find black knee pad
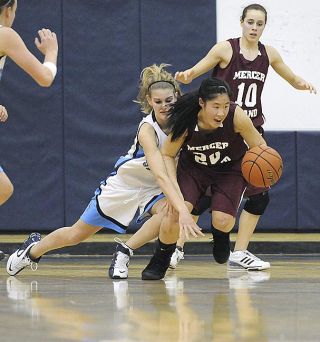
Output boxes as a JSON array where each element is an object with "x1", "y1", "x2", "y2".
[{"x1": 244, "y1": 192, "x2": 270, "y2": 215}]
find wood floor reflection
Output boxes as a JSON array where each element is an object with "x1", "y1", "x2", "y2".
[{"x1": 1, "y1": 255, "x2": 320, "y2": 341}]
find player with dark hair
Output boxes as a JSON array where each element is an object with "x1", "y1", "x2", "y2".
[
  {"x1": 173, "y1": 3, "x2": 316, "y2": 270},
  {"x1": 141, "y1": 77, "x2": 267, "y2": 280},
  {"x1": 0, "y1": 0, "x2": 58, "y2": 260},
  {"x1": 6, "y1": 64, "x2": 202, "y2": 277}
]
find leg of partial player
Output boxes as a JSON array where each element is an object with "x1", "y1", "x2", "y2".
[{"x1": 229, "y1": 210, "x2": 270, "y2": 271}]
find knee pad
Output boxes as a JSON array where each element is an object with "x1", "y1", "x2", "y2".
[{"x1": 244, "y1": 192, "x2": 270, "y2": 215}]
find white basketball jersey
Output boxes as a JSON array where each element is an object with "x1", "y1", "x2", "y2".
[{"x1": 108, "y1": 111, "x2": 168, "y2": 188}]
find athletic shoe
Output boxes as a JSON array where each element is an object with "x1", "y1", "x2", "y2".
[
  {"x1": 6, "y1": 233, "x2": 41, "y2": 276},
  {"x1": 228, "y1": 250, "x2": 271, "y2": 271},
  {"x1": 142, "y1": 242, "x2": 175, "y2": 280},
  {"x1": 108, "y1": 239, "x2": 133, "y2": 279},
  {"x1": 211, "y1": 229, "x2": 230, "y2": 264},
  {"x1": 0, "y1": 250, "x2": 5, "y2": 261},
  {"x1": 169, "y1": 247, "x2": 184, "y2": 269}
]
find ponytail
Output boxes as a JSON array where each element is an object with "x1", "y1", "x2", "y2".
[{"x1": 168, "y1": 91, "x2": 200, "y2": 141}]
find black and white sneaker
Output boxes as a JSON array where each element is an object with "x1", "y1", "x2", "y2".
[
  {"x1": 6, "y1": 233, "x2": 41, "y2": 276},
  {"x1": 108, "y1": 239, "x2": 133, "y2": 279},
  {"x1": 0, "y1": 250, "x2": 5, "y2": 261},
  {"x1": 142, "y1": 242, "x2": 175, "y2": 280},
  {"x1": 228, "y1": 250, "x2": 270, "y2": 271}
]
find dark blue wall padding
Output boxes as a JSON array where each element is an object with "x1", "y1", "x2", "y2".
[
  {"x1": 0, "y1": 0, "x2": 64, "y2": 230},
  {"x1": 62, "y1": 1, "x2": 142, "y2": 225},
  {"x1": 297, "y1": 132, "x2": 320, "y2": 229},
  {"x1": 140, "y1": 0, "x2": 217, "y2": 92}
]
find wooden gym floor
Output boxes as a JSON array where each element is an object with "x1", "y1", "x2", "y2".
[{"x1": 1, "y1": 253, "x2": 320, "y2": 341}]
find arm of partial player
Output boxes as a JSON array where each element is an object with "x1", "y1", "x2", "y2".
[
  {"x1": 233, "y1": 106, "x2": 266, "y2": 148},
  {"x1": 139, "y1": 124, "x2": 204, "y2": 238}
]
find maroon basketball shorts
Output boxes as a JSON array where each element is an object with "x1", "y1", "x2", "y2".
[{"x1": 177, "y1": 159, "x2": 247, "y2": 217}]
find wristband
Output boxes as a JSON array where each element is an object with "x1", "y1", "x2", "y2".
[{"x1": 43, "y1": 62, "x2": 57, "y2": 79}]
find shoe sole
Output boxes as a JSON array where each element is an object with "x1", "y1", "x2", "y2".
[
  {"x1": 108, "y1": 267, "x2": 128, "y2": 279},
  {"x1": 228, "y1": 263, "x2": 271, "y2": 271},
  {"x1": 141, "y1": 272, "x2": 164, "y2": 280}
]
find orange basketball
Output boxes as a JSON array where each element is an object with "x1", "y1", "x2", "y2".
[{"x1": 241, "y1": 145, "x2": 283, "y2": 188}]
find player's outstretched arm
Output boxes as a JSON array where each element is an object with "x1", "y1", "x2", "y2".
[
  {"x1": 140, "y1": 125, "x2": 203, "y2": 238},
  {"x1": 0, "y1": 27, "x2": 58, "y2": 87},
  {"x1": 175, "y1": 41, "x2": 230, "y2": 84},
  {"x1": 267, "y1": 45, "x2": 317, "y2": 94},
  {"x1": 234, "y1": 106, "x2": 266, "y2": 148}
]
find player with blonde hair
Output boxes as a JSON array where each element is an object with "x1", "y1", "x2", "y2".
[{"x1": 7, "y1": 64, "x2": 202, "y2": 277}]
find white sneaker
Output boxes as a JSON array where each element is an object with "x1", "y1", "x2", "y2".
[
  {"x1": 6, "y1": 233, "x2": 41, "y2": 276},
  {"x1": 108, "y1": 239, "x2": 133, "y2": 279},
  {"x1": 169, "y1": 247, "x2": 184, "y2": 269},
  {"x1": 228, "y1": 250, "x2": 270, "y2": 271}
]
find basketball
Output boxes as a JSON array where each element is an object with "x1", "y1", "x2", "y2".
[{"x1": 241, "y1": 145, "x2": 283, "y2": 188}]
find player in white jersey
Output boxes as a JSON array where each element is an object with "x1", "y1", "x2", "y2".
[
  {"x1": 85, "y1": 111, "x2": 170, "y2": 233},
  {"x1": 7, "y1": 64, "x2": 202, "y2": 277},
  {"x1": 0, "y1": 0, "x2": 58, "y2": 260}
]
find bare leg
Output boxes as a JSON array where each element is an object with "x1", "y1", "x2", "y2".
[
  {"x1": 0, "y1": 172, "x2": 13, "y2": 205},
  {"x1": 229, "y1": 209, "x2": 270, "y2": 270},
  {"x1": 125, "y1": 199, "x2": 166, "y2": 250},
  {"x1": 29, "y1": 219, "x2": 101, "y2": 259},
  {"x1": 234, "y1": 210, "x2": 260, "y2": 251},
  {"x1": 159, "y1": 214, "x2": 180, "y2": 244},
  {"x1": 126, "y1": 213, "x2": 162, "y2": 250},
  {"x1": 160, "y1": 201, "x2": 194, "y2": 244}
]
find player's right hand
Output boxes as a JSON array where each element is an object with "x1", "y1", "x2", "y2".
[
  {"x1": 179, "y1": 210, "x2": 204, "y2": 240},
  {"x1": 175, "y1": 69, "x2": 194, "y2": 84}
]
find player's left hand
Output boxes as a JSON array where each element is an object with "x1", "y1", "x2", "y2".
[{"x1": 296, "y1": 78, "x2": 317, "y2": 94}]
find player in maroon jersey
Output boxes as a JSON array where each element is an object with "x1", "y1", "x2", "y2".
[
  {"x1": 172, "y1": 3, "x2": 317, "y2": 271},
  {"x1": 141, "y1": 77, "x2": 266, "y2": 280}
]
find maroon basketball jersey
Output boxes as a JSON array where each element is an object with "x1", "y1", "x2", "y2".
[
  {"x1": 179, "y1": 102, "x2": 247, "y2": 170},
  {"x1": 212, "y1": 38, "x2": 269, "y2": 127}
]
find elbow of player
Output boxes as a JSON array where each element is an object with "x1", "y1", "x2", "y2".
[{"x1": 37, "y1": 74, "x2": 54, "y2": 87}]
